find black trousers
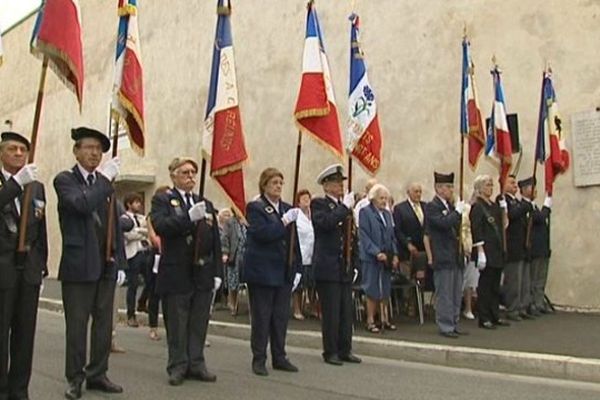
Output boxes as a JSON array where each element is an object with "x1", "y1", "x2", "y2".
[
  {"x1": 477, "y1": 266, "x2": 503, "y2": 324},
  {"x1": 162, "y1": 290, "x2": 211, "y2": 376},
  {"x1": 126, "y1": 252, "x2": 147, "y2": 318},
  {"x1": 0, "y1": 272, "x2": 40, "y2": 399},
  {"x1": 316, "y1": 281, "x2": 353, "y2": 359},
  {"x1": 247, "y1": 284, "x2": 292, "y2": 366},
  {"x1": 61, "y1": 279, "x2": 115, "y2": 384}
]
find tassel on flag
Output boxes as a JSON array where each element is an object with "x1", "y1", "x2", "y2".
[
  {"x1": 347, "y1": 13, "x2": 382, "y2": 175},
  {"x1": 203, "y1": 0, "x2": 248, "y2": 217},
  {"x1": 485, "y1": 64, "x2": 512, "y2": 188},
  {"x1": 535, "y1": 69, "x2": 570, "y2": 195},
  {"x1": 31, "y1": 0, "x2": 84, "y2": 109},
  {"x1": 460, "y1": 36, "x2": 485, "y2": 169},
  {"x1": 112, "y1": 0, "x2": 145, "y2": 155},
  {"x1": 294, "y1": 0, "x2": 343, "y2": 159}
]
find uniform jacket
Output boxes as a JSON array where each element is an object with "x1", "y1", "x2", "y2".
[
  {"x1": 359, "y1": 203, "x2": 398, "y2": 263},
  {"x1": 0, "y1": 174, "x2": 48, "y2": 289},
  {"x1": 528, "y1": 202, "x2": 551, "y2": 259},
  {"x1": 150, "y1": 188, "x2": 222, "y2": 295},
  {"x1": 392, "y1": 200, "x2": 426, "y2": 261},
  {"x1": 498, "y1": 194, "x2": 532, "y2": 263},
  {"x1": 470, "y1": 197, "x2": 505, "y2": 269},
  {"x1": 311, "y1": 195, "x2": 355, "y2": 283},
  {"x1": 424, "y1": 196, "x2": 461, "y2": 270},
  {"x1": 243, "y1": 196, "x2": 301, "y2": 287},
  {"x1": 54, "y1": 166, "x2": 124, "y2": 282}
]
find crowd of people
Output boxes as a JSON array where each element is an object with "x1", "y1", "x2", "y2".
[{"x1": 0, "y1": 127, "x2": 554, "y2": 399}]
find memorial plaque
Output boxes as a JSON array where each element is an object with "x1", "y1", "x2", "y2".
[{"x1": 571, "y1": 110, "x2": 600, "y2": 187}]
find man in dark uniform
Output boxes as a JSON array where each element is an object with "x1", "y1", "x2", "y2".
[
  {"x1": 54, "y1": 127, "x2": 124, "y2": 399},
  {"x1": 425, "y1": 172, "x2": 466, "y2": 338},
  {"x1": 311, "y1": 164, "x2": 361, "y2": 366},
  {"x1": 0, "y1": 132, "x2": 48, "y2": 400},
  {"x1": 519, "y1": 177, "x2": 553, "y2": 315},
  {"x1": 150, "y1": 157, "x2": 223, "y2": 386},
  {"x1": 500, "y1": 175, "x2": 534, "y2": 321}
]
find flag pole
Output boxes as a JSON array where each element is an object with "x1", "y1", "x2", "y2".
[
  {"x1": 17, "y1": 56, "x2": 49, "y2": 253},
  {"x1": 344, "y1": 155, "x2": 353, "y2": 273},
  {"x1": 193, "y1": 158, "x2": 208, "y2": 266},
  {"x1": 105, "y1": 114, "x2": 120, "y2": 262},
  {"x1": 287, "y1": 131, "x2": 303, "y2": 273}
]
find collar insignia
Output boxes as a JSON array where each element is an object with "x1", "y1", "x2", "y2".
[
  {"x1": 170, "y1": 199, "x2": 181, "y2": 207},
  {"x1": 265, "y1": 206, "x2": 275, "y2": 214}
]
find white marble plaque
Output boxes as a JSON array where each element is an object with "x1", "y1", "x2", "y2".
[{"x1": 571, "y1": 110, "x2": 600, "y2": 187}]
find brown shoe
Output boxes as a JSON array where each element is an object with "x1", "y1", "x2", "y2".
[
  {"x1": 149, "y1": 328, "x2": 161, "y2": 341},
  {"x1": 127, "y1": 318, "x2": 139, "y2": 328}
]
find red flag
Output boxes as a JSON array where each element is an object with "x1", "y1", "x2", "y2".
[
  {"x1": 294, "y1": 1, "x2": 343, "y2": 159},
  {"x1": 31, "y1": 0, "x2": 84, "y2": 109}
]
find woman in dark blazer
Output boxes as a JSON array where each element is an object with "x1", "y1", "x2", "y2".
[
  {"x1": 358, "y1": 184, "x2": 399, "y2": 333},
  {"x1": 469, "y1": 175, "x2": 509, "y2": 329},
  {"x1": 244, "y1": 168, "x2": 301, "y2": 376}
]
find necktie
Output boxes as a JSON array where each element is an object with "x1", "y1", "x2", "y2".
[
  {"x1": 185, "y1": 193, "x2": 193, "y2": 209},
  {"x1": 414, "y1": 202, "x2": 424, "y2": 225},
  {"x1": 87, "y1": 174, "x2": 95, "y2": 186},
  {"x1": 134, "y1": 214, "x2": 141, "y2": 227}
]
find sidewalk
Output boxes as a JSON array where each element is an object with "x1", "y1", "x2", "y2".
[{"x1": 40, "y1": 278, "x2": 600, "y2": 382}]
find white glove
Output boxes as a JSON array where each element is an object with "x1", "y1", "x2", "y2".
[
  {"x1": 40, "y1": 281, "x2": 45, "y2": 296},
  {"x1": 477, "y1": 251, "x2": 487, "y2": 271},
  {"x1": 188, "y1": 201, "x2": 207, "y2": 222},
  {"x1": 455, "y1": 200, "x2": 466, "y2": 214},
  {"x1": 292, "y1": 272, "x2": 302, "y2": 292},
  {"x1": 282, "y1": 208, "x2": 301, "y2": 225},
  {"x1": 353, "y1": 268, "x2": 359, "y2": 284},
  {"x1": 152, "y1": 254, "x2": 160, "y2": 274},
  {"x1": 13, "y1": 163, "x2": 38, "y2": 186},
  {"x1": 116, "y1": 270, "x2": 126, "y2": 286},
  {"x1": 213, "y1": 277, "x2": 222, "y2": 291},
  {"x1": 498, "y1": 198, "x2": 508, "y2": 210},
  {"x1": 543, "y1": 196, "x2": 552, "y2": 209},
  {"x1": 98, "y1": 157, "x2": 120, "y2": 180},
  {"x1": 342, "y1": 192, "x2": 355, "y2": 209}
]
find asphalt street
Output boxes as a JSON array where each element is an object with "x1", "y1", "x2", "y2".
[{"x1": 27, "y1": 310, "x2": 600, "y2": 400}]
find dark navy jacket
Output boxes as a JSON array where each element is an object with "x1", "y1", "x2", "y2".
[
  {"x1": 528, "y1": 203, "x2": 551, "y2": 259},
  {"x1": 311, "y1": 196, "x2": 355, "y2": 283},
  {"x1": 0, "y1": 174, "x2": 48, "y2": 289},
  {"x1": 151, "y1": 188, "x2": 222, "y2": 295},
  {"x1": 497, "y1": 194, "x2": 532, "y2": 263},
  {"x1": 392, "y1": 200, "x2": 426, "y2": 261},
  {"x1": 424, "y1": 196, "x2": 461, "y2": 270},
  {"x1": 470, "y1": 197, "x2": 505, "y2": 269},
  {"x1": 243, "y1": 196, "x2": 300, "y2": 287}
]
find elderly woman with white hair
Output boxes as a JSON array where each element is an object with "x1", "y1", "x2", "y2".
[
  {"x1": 469, "y1": 175, "x2": 509, "y2": 330},
  {"x1": 358, "y1": 184, "x2": 400, "y2": 333}
]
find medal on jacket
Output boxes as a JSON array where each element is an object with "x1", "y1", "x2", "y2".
[
  {"x1": 33, "y1": 199, "x2": 45, "y2": 219},
  {"x1": 170, "y1": 198, "x2": 180, "y2": 207},
  {"x1": 487, "y1": 216, "x2": 495, "y2": 223},
  {"x1": 329, "y1": 203, "x2": 335, "y2": 210},
  {"x1": 265, "y1": 205, "x2": 274, "y2": 214}
]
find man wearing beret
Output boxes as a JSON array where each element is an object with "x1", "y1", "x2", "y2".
[
  {"x1": 311, "y1": 164, "x2": 361, "y2": 366},
  {"x1": 0, "y1": 132, "x2": 48, "y2": 400},
  {"x1": 150, "y1": 157, "x2": 223, "y2": 386},
  {"x1": 54, "y1": 127, "x2": 124, "y2": 399},
  {"x1": 424, "y1": 172, "x2": 467, "y2": 338}
]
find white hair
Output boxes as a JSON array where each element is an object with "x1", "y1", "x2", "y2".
[
  {"x1": 368, "y1": 183, "x2": 390, "y2": 200},
  {"x1": 473, "y1": 174, "x2": 493, "y2": 195}
]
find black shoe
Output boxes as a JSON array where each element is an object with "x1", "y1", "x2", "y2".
[
  {"x1": 323, "y1": 355, "x2": 343, "y2": 366},
  {"x1": 506, "y1": 314, "x2": 523, "y2": 321},
  {"x1": 440, "y1": 331, "x2": 459, "y2": 338},
  {"x1": 520, "y1": 312, "x2": 535, "y2": 320},
  {"x1": 64, "y1": 381, "x2": 82, "y2": 400},
  {"x1": 339, "y1": 354, "x2": 362, "y2": 363},
  {"x1": 168, "y1": 372, "x2": 185, "y2": 386},
  {"x1": 479, "y1": 321, "x2": 497, "y2": 329},
  {"x1": 86, "y1": 376, "x2": 123, "y2": 393},
  {"x1": 273, "y1": 359, "x2": 299, "y2": 372},
  {"x1": 187, "y1": 368, "x2": 217, "y2": 382},
  {"x1": 252, "y1": 362, "x2": 269, "y2": 376},
  {"x1": 494, "y1": 319, "x2": 511, "y2": 327},
  {"x1": 454, "y1": 328, "x2": 469, "y2": 336}
]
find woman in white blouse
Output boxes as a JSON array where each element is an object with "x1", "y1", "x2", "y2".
[{"x1": 293, "y1": 189, "x2": 315, "y2": 320}]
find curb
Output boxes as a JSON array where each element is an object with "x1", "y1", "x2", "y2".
[{"x1": 39, "y1": 297, "x2": 600, "y2": 383}]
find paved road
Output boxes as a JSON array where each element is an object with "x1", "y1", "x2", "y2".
[{"x1": 28, "y1": 310, "x2": 600, "y2": 400}]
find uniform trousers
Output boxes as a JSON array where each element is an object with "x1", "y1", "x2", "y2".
[
  {"x1": 247, "y1": 283, "x2": 291, "y2": 366},
  {"x1": 433, "y1": 267, "x2": 463, "y2": 333},
  {"x1": 520, "y1": 261, "x2": 532, "y2": 313},
  {"x1": 315, "y1": 281, "x2": 353, "y2": 359},
  {"x1": 477, "y1": 266, "x2": 503, "y2": 324},
  {"x1": 503, "y1": 260, "x2": 524, "y2": 317},
  {"x1": 62, "y1": 279, "x2": 116, "y2": 384},
  {"x1": 530, "y1": 257, "x2": 550, "y2": 311},
  {"x1": 162, "y1": 290, "x2": 211, "y2": 375},
  {"x1": 0, "y1": 272, "x2": 40, "y2": 399}
]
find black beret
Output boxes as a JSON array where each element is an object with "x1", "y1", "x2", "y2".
[
  {"x1": 434, "y1": 171, "x2": 454, "y2": 184},
  {"x1": 71, "y1": 127, "x2": 111, "y2": 153},
  {"x1": 518, "y1": 176, "x2": 536, "y2": 189},
  {"x1": 1, "y1": 131, "x2": 30, "y2": 150}
]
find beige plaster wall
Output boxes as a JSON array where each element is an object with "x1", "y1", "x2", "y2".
[{"x1": 1, "y1": 0, "x2": 599, "y2": 307}]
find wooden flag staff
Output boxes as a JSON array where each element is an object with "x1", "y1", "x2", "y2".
[{"x1": 105, "y1": 115, "x2": 120, "y2": 262}]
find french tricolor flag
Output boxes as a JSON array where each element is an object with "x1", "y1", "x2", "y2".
[
  {"x1": 486, "y1": 66, "x2": 512, "y2": 187},
  {"x1": 294, "y1": 1, "x2": 343, "y2": 158},
  {"x1": 203, "y1": 0, "x2": 248, "y2": 217},
  {"x1": 346, "y1": 13, "x2": 382, "y2": 175}
]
